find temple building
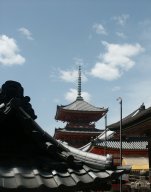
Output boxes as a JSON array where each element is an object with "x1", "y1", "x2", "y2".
[
  {"x1": 81, "y1": 104, "x2": 151, "y2": 191},
  {"x1": 0, "y1": 80, "x2": 130, "y2": 192},
  {"x1": 90, "y1": 137, "x2": 148, "y2": 168},
  {"x1": 108, "y1": 103, "x2": 151, "y2": 176},
  {"x1": 54, "y1": 66, "x2": 108, "y2": 147}
]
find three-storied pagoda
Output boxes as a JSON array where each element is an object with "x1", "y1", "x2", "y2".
[{"x1": 54, "y1": 66, "x2": 108, "y2": 147}]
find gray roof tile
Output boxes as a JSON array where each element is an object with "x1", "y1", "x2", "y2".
[
  {"x1": 95, "y1": 140, "x2": 148, "y2": 150},
  {"x1": 61, "y1": 99, "x2": 107, "y2": 112},
  {"x1": 0, "y1": 165, "x2": 124, "y2": 190}
]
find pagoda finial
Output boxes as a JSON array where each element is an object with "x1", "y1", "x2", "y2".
[{"x1": 77, "y1": 65, "x2": 83, "y2": 100}]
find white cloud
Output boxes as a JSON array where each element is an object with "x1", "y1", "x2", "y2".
[
  {"x1": 91, "y1": 62, "x2": 120, "y2": 80},
  {"x1": 90, "y1": 41, "x2": 144, "y2": 80},
  {"x1": 59, "y1": 69, "x2": 88, "y2": 83},
  {"x1": 65, "y1": 88, "x2": 91, "y2": 102},
  {"x1": 102, "y1": 42, "x2": 143, "y2": 68},
  {"x1": 113, "y1": 14, "x2": 129, "y2": 26},
  {"x1": 65, "y1": 89, "x2": 77, "y2": 101},
  {"x1": 18, "y1": 27, "x2": 33, "y2": 40},
  {"x1": 0, "y1": 35, "x2": 25, "y2": 66},
  {"x1": 93, "y1": 23, "x2": 107, "y2": 35}
]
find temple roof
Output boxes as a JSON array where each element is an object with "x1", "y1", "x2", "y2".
[
  {"x1": 108, "y1": 103, "x2": 151, "y2": 134},
  {"x1": 80, "y1": 129, "x2": 148, "y2": 152},
  {"x1": 55, "y1": 99, "x2": 108, "y2": 122},
  {"x1": 55, "y1": 127, "x2": 103, "y2": 133},
  {"x1": 79, "y1": 130, "x2": 115, "y2": 152},
  {"x1": 58, "y1": 99, "x2": 107, "y2": 112},
  {"x1": 0, "y1": 81, "x2": 130, "y2": 191},
  {"x1": 94, "y1": 139, "x2": 148, "y2": 150}
]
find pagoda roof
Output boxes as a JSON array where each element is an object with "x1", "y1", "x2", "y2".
[
  {"x1": 55, "y1": 127, "x2": 103, "y2": 133},
  {"x1": 0, "y1": 81, "x2": 130, "y2": 192},
  {"x1": 59, "y1": 98, "x2": 107, "y2": 112},
  {"x1": 108, "y1": 103, "x2": 151, "y2": 134},
  {"x1": 55, "y1": 98, "x2": 108, "y2": 122}
]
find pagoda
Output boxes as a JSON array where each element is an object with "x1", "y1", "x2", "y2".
[{"x1": 54, "y1": 66, "x2": 108, "y2": 147}]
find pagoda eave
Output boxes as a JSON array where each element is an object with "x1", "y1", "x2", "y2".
[{"x1": 55, "y1": 109, "x2": 107, "y2": 122}]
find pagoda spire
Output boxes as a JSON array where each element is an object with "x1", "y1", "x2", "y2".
[{"x1": 76, "y1": 65, "x2": 83, "y2": 100}]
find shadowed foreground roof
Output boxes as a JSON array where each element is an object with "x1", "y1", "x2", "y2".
[{"x1": 0, "y1": 81, "x2": 130, "y2": 192}]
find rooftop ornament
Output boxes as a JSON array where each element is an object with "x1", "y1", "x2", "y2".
[{"x1": 76, "y1": 65, "x2": 83, "y2": 101}]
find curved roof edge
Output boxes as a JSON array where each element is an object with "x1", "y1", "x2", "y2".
[{"x1": 108, "y1": 103, "x2": 150, "y2": 131}]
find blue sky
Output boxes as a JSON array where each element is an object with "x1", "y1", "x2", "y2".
[{"x1": 1, "y1": 0, "x2": 151, "y2": 135}]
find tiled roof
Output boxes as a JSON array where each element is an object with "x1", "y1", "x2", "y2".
[
  {"x1": 55, "y1": 99, "x2": 108, "y2": 122},
  {"x1": 0, "y1": 81, "x2": 130, "y2": 191},
  {"x1": 56, "y1": 127, "x2": 102, "y2": 133},
  {"x1": 94, "y1": 140, "x2": 148, "y2": 150},
  {"x1": 60, "y1": 99, "x2": 107, "y2": 112},
  {"x1": 0, "y1": 164, "x2": 123, "y2": 191},
  {"x1": 61, "y1": 142, "x2": 112, "y2": 166},
  {"x1": 108, "y1": 103, "x2": 151, "y2": 131},
  {"x1": 80, "y1": 130, "x2": 115, "y2": 152}
]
